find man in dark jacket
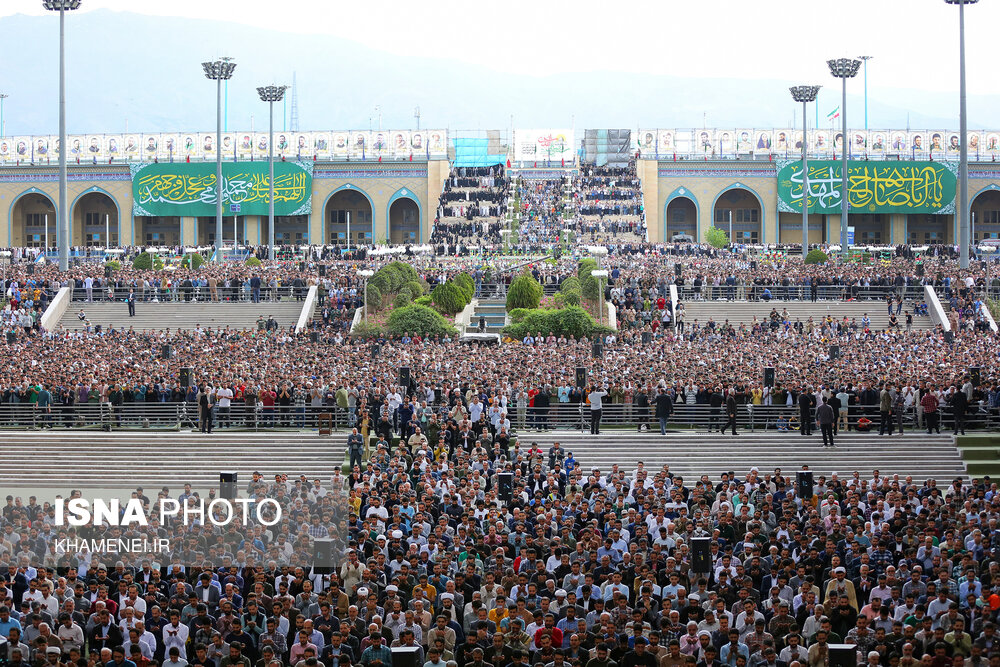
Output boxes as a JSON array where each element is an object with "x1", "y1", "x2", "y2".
[
  {"x1": 798, "y1": 387, "x2": 813, "y2": 436},
  {"x1": 817, "y1": 399, "x2": 836, "y2": 448},
  {"x1": 654, "y1": 388, "x2": 674, "y2": 435},
  {"x1": 950, "y1": 386, "x2": 968, "y2": 435},
  {"x1": 722, "y1": 391, "x2": 738, "y2": 436}
]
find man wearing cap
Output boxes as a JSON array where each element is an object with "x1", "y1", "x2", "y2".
[{"x1": 823, "y1": 567, "x2": 858, "y2": 611}]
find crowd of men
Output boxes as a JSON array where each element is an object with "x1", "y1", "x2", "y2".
[{"x1": 432, "y1": 167, "x2": 510, "y2": 247}]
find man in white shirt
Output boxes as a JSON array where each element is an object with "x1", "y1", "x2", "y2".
[
  {"x1": 216, "y1": 385, "x2": 233, "y2": 428},
  {"x1": 587, "y1": 386, "x2": 608, "y2": 435},
  {"x1": 162, "y1": 610, "x2": 189, "y2": 658}
]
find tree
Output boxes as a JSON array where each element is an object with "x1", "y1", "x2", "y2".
[
  {"x1": 581, "y1": 274, "x2": 603, "y2": 302},
  {"x1": 804, "y1": 249, "x2": 829, "y2": 265},
  {"x1": 245, "y1": 257, "x2": 262, "y2": 267},
  {"x1": 182, "y1": 253, "x2": 205, "y2": 269},
  {"x1": 506, "y1": 273, "x2": 543, "y2": 311},
  {"x1": 365, "y1": 284, "x2": 382, "y2": 312},
  {"x1": 131, "y1": 252, "x2": 154, "y2": 270},
  {"x1": 386, "y1": 304, "x2": 457, "y2": 338},
  {"x1": 706, "y1": 226, "x2": 729, "y2": 249},
  {"x1": 432, "y1": 282, "x2": 467, "y2": 314}
]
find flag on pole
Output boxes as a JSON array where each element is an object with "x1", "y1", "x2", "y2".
[{"x1": 827, "y1": 107, "x2": 840, "y2": 121}]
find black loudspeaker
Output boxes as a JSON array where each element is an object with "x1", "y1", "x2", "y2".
[
  {"x1": 641, "y1": 331, "x2": 652, "y2": 344},
  {"x1": 5, "y1": 331, "x2": 15, "y2": 344},
  {"x1": 94, "y1": 324, "x2": 102, "y2": 334},
  {"x1": 691, "y1": 537, "x2": 711, "y2": 573},
  {"x1": 797, "y1": 470, "x2": 814, "y2": 500},
  {"x1": 318, "y1": 264, "x2": 326, "y2": 277},
  {"x1": 180, "y1": 368, "x2": 192, "y2": 388},
  {"x1": 916, "y1": 263, "x2": 925, "y2": 277},
  {"x1": 971, "y1": 367, "x2": 981, "y2": 387},
  {"x1": 219, "y1": 472, "x2": 237, "y2": 500},
  {"x1": 390, "y1": 647, "x2": 421, "y2": 667},
  {"x1": 104, "y1": 265, "x2": 113, "y2": 278},
  {"x1": 399, "y1": 366, "x2": 411, "y2": 387},
  {"x1": 674, "y1": 263, "x2": 682, "y2": 277},
  {"x1": 826, "y1": 645, "x2": 857, "y2": 667},
  {"x1": 764, "y1": 367, "x2": 775, "y2": 388},
  {"x1": 298, "y1": 261, "x2": 306, "y2": 271},
  {"x1": 497, "y1": 472, "x2": 513, "y2": 502},
  {"x1": 750, "y1": 261, "x2": 758, "y2": 270},
  {"x1": 312, "y1": 538, "x2": 335, "y2": 575},
  {"x1": 828, "y1": 345, "x2": 840, "y2": 360},
  {"x1": 26, "y1": 264, "x2": 34, "y2": 275},
  {"x1": 310, "y1": 331, "x2": 319, "y2": 343},
  {"x1": 575, "y1": 367, "x2": 587, "y2": 389},
  {"x1": 945, "y1": 330, "x2": 955, "y2": 343},
  {"x1": 161, "y1": 344, "x2": 172, "y2": 360},
  {"x1": 592, "y1": 342, "x2": 603, "y2": 358}
]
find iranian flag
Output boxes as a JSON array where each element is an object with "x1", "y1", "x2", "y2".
[{"x1": 827, "y1": 107, "x2": 840, "y2": 121}]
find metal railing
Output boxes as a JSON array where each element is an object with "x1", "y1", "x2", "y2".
[
  {"x1": 69, "y1": 286, "x2": 309, "y2": 303},
  {"x1": 0, "y1": 402, "x2": 357, "y2": 431},
  {"x1": 0, "y1": 401, "x2": 996, "y2": 433},
  {"x1": 673, "y1": 284, "x2": 929, "y2": 303}
]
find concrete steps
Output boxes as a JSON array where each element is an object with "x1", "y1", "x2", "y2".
[
  {"x1": 58, "y1": 301, "x2": 305, "y2": 332},
  {"x1": 0, "y1": 432, "x2": 342, "y2": 489},
  {"x1": 466, "y1": 299, "x2": 508, "y2": 334},
  {"x1": 956, "y1": 434, "x2": 1000, "y2": 477},
  {"x1": 678, "y1": 301, "x2": 934, "y2": 330},
  {"x1": 512, "y1": 433, "x2": 967, "y2": 480}
]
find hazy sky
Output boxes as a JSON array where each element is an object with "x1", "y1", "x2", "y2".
[{"x1": 4, "y1": 0, "x2": 995, "y2": 92}]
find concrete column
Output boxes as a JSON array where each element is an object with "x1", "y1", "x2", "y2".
[{"x1": 181, "y1": 217, "x2": 197, "y2": 247}]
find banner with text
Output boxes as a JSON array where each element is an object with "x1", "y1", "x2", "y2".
[
  {"x1": 131, "y1": 161, "x2": 313, "y2": 217},
  {"x1": 776, "y1": 160, "x2": 957, "y2": 215},
  {"x1": 514, "y1": 129, "x2": 575, "y2": 162}
]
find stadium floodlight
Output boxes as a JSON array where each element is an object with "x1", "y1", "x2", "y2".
[
  {"x1": 203, "y1": 60, "x2": 237, "y2": 260},
  {"x1": 945, "y1": 0, "x2": 978, "y2": 268},
  {"x1": 257, "y1": 85, "x2": 288, "y2": 261},
  {"x1": 43, "y1": 0, "x2": 82, "y2": 271},
  {"x1": 789, "y1": 86, "x2": 821, "y2": 260},
  {"x1": 358, "y1": 269, "x2": 375, "y2": 322},
  {"x1": 827, "y1": 59, "x2": 861, "y2": 258}
]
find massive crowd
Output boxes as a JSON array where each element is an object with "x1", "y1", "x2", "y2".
[{"x1": 431, "y1": 167, "x2": 510, "y2": 248}]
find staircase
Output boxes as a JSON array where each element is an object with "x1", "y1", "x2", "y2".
[
  {"x1": 58, "y1": 301, "x2": 305, "y2": 332},
  {"x1": 465, "y1": 299, "x2": 507, "y2": 334},
  {"x1": 517, "y1": 432, "x2": 967, "y2": 481},
  {"x1": 678, "y1": 301, "x2": 935, "y2": 330},
  {"x1": 0, "y1": 432, "x2": 341, "y2": 491},
  {"x1": 0, "y1": 431, "x2": 966, "y2": 495},
  {"x1": 956, "y1": 434, "x2": 1000, "y2": 478}
]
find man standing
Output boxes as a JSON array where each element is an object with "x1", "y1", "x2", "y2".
[
  {"x1": 587, "y1": 385, "x2": 608, "y2": 436},
  {"x1": 921, "y1": 387, "x2": 940, "y2": 434},
  {"x1": 798, "y1": 386, "x2": 813, "y2": 436},
  {"x1": 198, "y1": 384, "x2": 214, "y2": 434},
  {"x1": 127, "y1": 291, "x2": 136, "y2": 317},
  {"x1": 878, "y1": 383, "x2": 894, "y2": 436},
  {"x1": 722, "y1": 390, "x2": 738, "y2": 436},
  {"x1": 654, "y1": 388, "x2": 673, "y2": 436},
  {"x1": 950, "y1": 385, "x2": 968, "y2": 436},
  {"x1": 816, "y1": 399, "x2": 836, "y2": 448},
  {"x1": 347, "y1": 428, "x2": 365, "y2": 470}
]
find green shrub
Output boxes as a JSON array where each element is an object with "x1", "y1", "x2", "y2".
[
  {"x1": 404, "y1": 280, "x2": 426, "y2": 299},
  {"x1": 365, "y1": 284, "x2": 382, "y2": 311},
  {"x1": 577, "y1": 258, "x2": 597, "y2": 282},
  {"x1": 706, "y1": 226, "x2": 729, "y2": 249},
  {"x1": 388, "y1": 261, "x2": 419, "y2": 284},
  {"x1": 131, "y1": 252, "x2": 154, "y2": 270},
  {"x1": 508, "y1": 308, "x2": 530, "y2": 324},
  {"x1": 245, "y1": 257, "x2": 262, "y2": 267},
  {"x1": 582, "y1": 274, "x2": 603, "y2": 301},
  {"x1": 394, "y1": 292, "x2": 412, "y2": 309},
  {"x1": 562, "y1": 288, "x2": 582, "y2": 306},
  {"x1": 350, "y1": 321, "x2": 385, "y2": 339},
  {"x1": 551, "y1": 292, "x2": 566, "y2": 309},
  {"x1": 153, "y1": 257, "x2": 165, "y2": 270},
  {"x1": 804, "y1": 249, "x2": 829, "y2": 265},
  {"x1": 506, "y1": 273, "x2": 543, "y2": 311},
  {"x1": 182, "y1": 253, "x2": 205, "y2": 270},
  {"x1": 503, "y1": 305, "x2": 602, "y2": 340},
  {"x1": 105, "y1": 260, "x2": 121, "y2": 272},
  {"x1": 369, "y1": 273, "x2": 389, "y2": 295},
  {"x1": 561, "y1": 276, "x2": 581, "y2": 292},
  {"x1": 432, "y1": 281, "x2": 467, "y2": 315},
  {"x1": 377, "y1": 264, "x2": 403, "y2": 293},
  {"x1": 453, "y1": 273, "x2": 475, "y2": 302},
  {"x1": 414, "y1": 295, "x2": 432, "y2": 307},
  {"x1": 387, "y1": 304, "x2": 457, "y2": 338}
]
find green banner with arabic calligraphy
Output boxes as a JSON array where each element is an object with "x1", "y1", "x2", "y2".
[
  {"x1": 776, "y1": 160, "x2": 957, "y2": 215},
  {"x1": 130, "y1": 161, "x2": 313, "y2": 217}
]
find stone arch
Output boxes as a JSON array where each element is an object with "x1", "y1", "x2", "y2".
[
  {"x1": 71, "y1": 187, "x2": 121, "y2": 247},
  {"x1": 663, "y1": 187, "x2": 700, "y2": 242},
  {"x1": 8, "y1": 189, "x2": 57, "y2": 248},
  {"x1": 323, "y1": 184, "x2": 375, "y2": 245},
  {"x1": 711, "y1": 183, "x2": 765, "y2": 244},
  {"x1": 386, "y1": 188, "x2": 421, "y2": 244}
]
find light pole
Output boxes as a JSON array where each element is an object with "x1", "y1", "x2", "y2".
[
  {"x1": 790, "y1": 85, "x2": 821, "y2": 259},
  {"x1": 358, "y1": 269, "x2": 374, "y2": 323},
  {"x1": 203, "y1": 58, "x2": 237, "y2": 262},
  {"x1": 859, "y1": 56, "x2": 873, "y2": 132},
  {"x1": 0, "y1": 93, "x2": 7, "y2": 138},
  {"x1": 946, "y1": 0, "x2": 977, "y2": 269},
  {"x1": 44, "y1": 0, "x2": 81, "y2": 272},
  {"x1": 828, "y1": 58, "x2": 862, "y2": 258},
  {"x1": 257, "y1": 84, "x2": 287, "y2": 261}
]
